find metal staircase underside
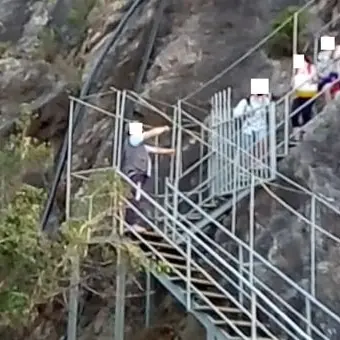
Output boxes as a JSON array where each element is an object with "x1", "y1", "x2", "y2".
[{"x1": 126, "y1": 228, "x2": 276, "y2": 340}]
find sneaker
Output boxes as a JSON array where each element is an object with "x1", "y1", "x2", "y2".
[{"x1": 130, "y1": 224, "x2": 147, "y2": 232}]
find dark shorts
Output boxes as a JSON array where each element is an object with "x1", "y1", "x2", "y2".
[
  {"x1": 125, "y1": 173, "x2": 148, "y2": 226},
  {"x1": 291, "y1": 97, "x2": 314, "y2": 128}
]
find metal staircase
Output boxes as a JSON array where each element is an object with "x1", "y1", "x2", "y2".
[
  {"x1": 69, "y1": 79, "x2": 340, "y2": 340},
  {"x1": 111, "y1": 167, "x2": 340, "y2": 340},
  {"x1": 65, "y1": 7, "x2": 340, "y2": 340},
  {"x1": 170, "y1": 12, "x2": 340, "y2": 238}
]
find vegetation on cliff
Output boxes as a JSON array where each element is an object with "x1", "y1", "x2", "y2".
[
  {"x1": 0, "y1": 114, "x2": 169, "y2": 338},
  {"x1": 266, "y1": 6, "x2": 308, "y2": 58}
]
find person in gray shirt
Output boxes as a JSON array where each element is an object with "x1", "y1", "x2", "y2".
[{"x1": 122, "y1": 121, "x2": 175, "y2": 232}]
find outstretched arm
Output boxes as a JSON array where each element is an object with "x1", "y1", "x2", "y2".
[
  {"x1": 142, "y1": 126, "x2": 170, "y2": 140},
  {"x1": 145, "y1": 145, "x2": 175, "y2": 155}
]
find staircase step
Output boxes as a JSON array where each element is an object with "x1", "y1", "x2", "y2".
[
  {"x1": 145, "y1": 252, "x2": 185, "y2": 263},
  {"x1": 171, "y1": 263, "x2": 200, "y2": 272},
  {"x1": 194, "y1": 305, "x2": 241, "y2": 314},
  {"x1": 143, "y1": 240, "x2": 175, "y2": 249},
  {"x1": 200, "y1": 290, "x2": 229, "y2": 299},
  {"x1": 202, "y1": 201, "x2": 218, "y2": 209},
  {"x1": 186, "y1": 212, "x2": 203, "y2": 221},
  {"x1": 169, "y1": 277, "x2": 215, "y2": 288},
  {"x1": 213, "y1": 319, "x2": 251, "y2": 327},
  {"x1": 138, "y1": 229, "x2": 163, "y2": 239}
]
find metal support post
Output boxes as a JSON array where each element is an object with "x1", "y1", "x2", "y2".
[
  {"x1": 198, "y1": 126, "x2": 204, "y2": 204},
  {"x1": 283, "y1": 95, "x2": 290, "y2": 156},
  {"x1": 169, "y1": 106, "x2": 178, "y2": 184},
  {"x1": 269, "y1": 102, "x2": 277, "y2": 179},
  {"x1": 116, "y1": 90, "x2": 127, "y2": 170},
  {"x1": 186, "y1": 235, "x2": 192, "y2": 311},
  {"x1": 114, "y1": 205, "x2": 127, "y2": 340},
  {"x1": 231, "y1": 149, "x2": 239, "y2": 234},
  {"x1": 114, "y1": 248, "x2": 127, "y2": 340},
  {"x1": 206, "y1": 324, "x2": 215, "y2": 340},
  {"x1": 292, "y1": 12, "x2": 298, "y2": 62},
  {"x1": 306, "y1": 195, "x2": 316, "y2": 335},
  {"x1": 238, "y1": 244, "x2": 244, "y2": 306},
  {"x1": 249, "y1": 176, "x2": 257, "y2": 339},
  {"x1": 172, "y1": 101, "x2": 182, "y2": 241},
  {"x1": 112, "y1": 90, "x2": 121, "y2": 168},
  {"x1": 65, "y1": 99, "x2": 74, "y2": 220},
  {"x1": 145, "y1": 270, "x2": 154, "y2": 327},
  {"x1": 154, "y1": 135, "x2": 160, "y2": 222},
  {"x1": 164, "y1": 178, "x2": 170, "y2": 235},
  {"x1": 66, "y1": 99, "x2": 80, "y2": 340},
  {"x1": 67, "y1": 254, "x2": 80, "y2": 340}
]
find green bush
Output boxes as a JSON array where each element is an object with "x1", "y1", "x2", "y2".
[
  {"x1": 0, "y1": 128, "x2": 164, "y2": 335},
  {"x1": 266, "y1": 6, "x2": 308, "y2": 58}
]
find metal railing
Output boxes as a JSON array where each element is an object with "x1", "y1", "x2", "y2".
[
  {"x1": 69, "y1": 166, "x2": 340, "y2": 340},
  {"x1": 173, "y1": 31, "x2": 340, "y2": 215}
]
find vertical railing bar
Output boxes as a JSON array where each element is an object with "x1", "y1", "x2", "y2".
[
  {"x1": 219, "y1": 90, "x2": 224, "y2": 195},
  {"x1": 199, "y1": 125, "x2": 204, "y2": 204},
  {"x1": 66, "y1": 99, "x2": 74, "y2": 221},
  {"x1": 154, "y1": 135, "x2": 160, "y2": 222},
  {"x1": 172, "y1": 100, "x2": 182, "y2": 241},
  {"x1": 226, "y1": 87, "x2": 232, "y2": 193},
  {"x1": 292, "y1": 12, "x2": 298, "y2": 73},
  {"x1": 212, "y1": 95, "x2": 216, "y2": 197},
  {"x1": 164, "y1": 177, "x2": 170, "y2": 235},
  {"x1": 145, "y1": 270, "x2": 151, "y2": 327},
  {"x1": 249, "y1": 175, "x2": 257, "y2": 339},
  {"x1": 186, "y1": 235, "x2": 192, "y2": 310},
  {"x1": 217, "y1": 91, "x2": 221, "y2": 195},
  {"x1": 169, "y1": 106, "x2": 177, "y2": 183},
  {"x1": 283, "y1": 95, "x2": 290, "y2": 156},
  {"x1": 239, "y1": 244, "x2": 244, "y2": 305},
  {"x1": 207, "y1": 112, "x2": 212, "y2": 199},
  {"x1": 269, "y1": 102, "x2": 277, "y2": 178},
  {"x1": 112, "y1": 90, "x2": 121, "y2": 167},
  {"x1": 116, "y1": 90, "x2": 126, "y2": 169},
  {"x1": 231, "y1": 149, "x2": 239, "y2": 234},
  {"x1": 311, "y1": 194, "x2": 316, "y2": 297}
]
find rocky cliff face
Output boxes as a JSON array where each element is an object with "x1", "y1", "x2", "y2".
[{"x1": 0, "y1": 0, "x2": 338, "y2": 339}]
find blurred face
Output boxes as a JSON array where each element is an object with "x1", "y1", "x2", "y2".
[{"x1": 129, "y1": 121, "x2": 143, "y2": 136}]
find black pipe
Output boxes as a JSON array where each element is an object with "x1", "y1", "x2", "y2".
[{"x1": 41, "y1": 0, "x2": 146, "y2": 232}]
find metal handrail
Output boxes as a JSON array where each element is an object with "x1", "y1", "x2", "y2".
[
  {"x1": 113, "y1": 168, "x2": 338, "y2": 339},
  {"x1": 165, "y1": 179, "x2": 340, "y2": 325},
  {"x1": 181, "y1": 0, "x2": 316, "y2": 102},
  {"x1": 173, "y1": 209, "x2": 328, "y2": 340}
]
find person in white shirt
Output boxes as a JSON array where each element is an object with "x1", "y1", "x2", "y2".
[
  {"x1": 291, "y1": 55, "x2": 318, "y2": 140},
  {"x1": 233, "y1": 94, "x2": 270, "y2": 148},
  {"x1": 233, "y1": 94, "x2": 271, "y2": 169}
]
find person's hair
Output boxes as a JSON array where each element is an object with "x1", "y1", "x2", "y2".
[{"x1": 304, "y1": 55, "x2": 312, "y2": 64}]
